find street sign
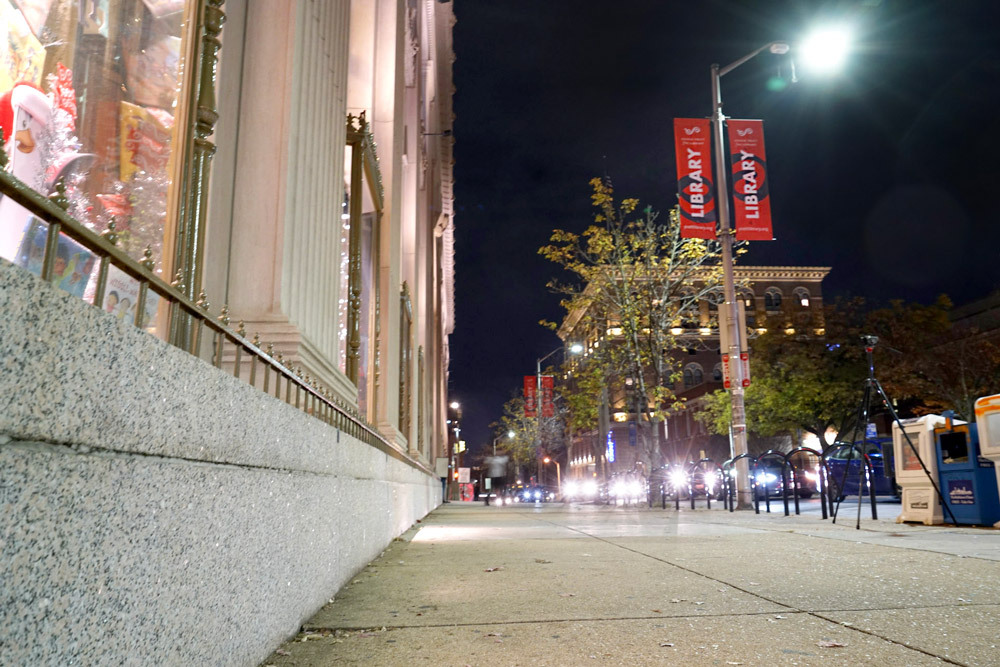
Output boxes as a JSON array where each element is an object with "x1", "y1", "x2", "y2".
[
  {"x1": 434, "y1": 457, "x2": 449, "y2": 477},
  {"x1": 731, "y1": 389, "x2": 746, "y2": 429},
  {"x1": 740, "y1": 352, "x2": 750, "y2": 387},
  {"x1": 458, "y1": 467, "x2": 470, "y2": 484},
  {"x1": 722, "y1": 353, "x2": 732, "y2": 388},
  {"x1": 718, "y1": 300, "x2": 748, "y2": 355}
]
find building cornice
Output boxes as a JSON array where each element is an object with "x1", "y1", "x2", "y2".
[
  {"x1": 556, "y1": 265, "x2": 832, "y2": 339},
  {"x1": 733, "y1": 266, "x2": 831, "y2": 281}
]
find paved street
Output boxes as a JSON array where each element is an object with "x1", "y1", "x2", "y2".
[{"x1": 263, "y1": 501, "x2": 1000, "y2": 666}]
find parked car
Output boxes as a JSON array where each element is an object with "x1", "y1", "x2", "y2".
[
  {"x1": 751, "y1": 462, "x2": 818, "y2": 499},
  {"x1": 660, "y1": 465, "x2": 723, "y2": 501},
  {"x1": 562, "y1": 478, "x2": 600, "y2": 502},
  {"x1": 514, "y1": 486, "x2": 556, "y2": 503},
  {"x1": 605, "y1": 472, "x2": 647, "y2": 505},
  {"x1": 825, "y1": 438, "x2": 898, "y2": 500}
]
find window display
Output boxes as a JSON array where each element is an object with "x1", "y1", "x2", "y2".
[{"x1": 0, "y1": 0, "x2": 195, "y2": 293}]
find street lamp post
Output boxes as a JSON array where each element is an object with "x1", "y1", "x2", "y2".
[
  {"x1": 543, "y1": 456, "x2": 561, "y2": 496},
  {"x1": 447, "y1": 401, "x2": 461, "y2": 502},
  {"x1": 492, "y1": 430, "x2": 515, "y2": 456},
  {"x1": 709, "y1": 30, "x2": 849, "y2": 509},
  {"x1": 535, "y1": 343, "x2": 583, "y2": 486},
  {"x1": 711, "y1": 43, "x2": 788, "y2": 510}
]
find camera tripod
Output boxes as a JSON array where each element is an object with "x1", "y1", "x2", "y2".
[{"x1": 831, "y1": 336, "x2": 957, "y2": 528}]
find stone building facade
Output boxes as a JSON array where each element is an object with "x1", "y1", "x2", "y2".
[{"x1": 0, "y1": 1, "x2": 455, "y2": 663}]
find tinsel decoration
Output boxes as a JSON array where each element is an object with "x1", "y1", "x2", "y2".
[
  {"x1": 95, "y1": 169, "x2": 170, "y2": 268},
  {"x1": 38, "y1": 64, "x2": 95, "y2": 228}
]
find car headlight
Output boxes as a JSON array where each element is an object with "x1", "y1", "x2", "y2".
[
  {"x1": 533, "y1": 491, "x2": 541, "y2": 500},
  {"x1": 758, "y1": 472, "x2": 777, "y2": 483},
  {"x1": 582, "y1": 480, "x2": 597, "y2": 497},
  {"x1": 627, "y1": 481, "x2": 642, "y2": 496},
  {"x1": 704, "y1": 472, "x2": 717, "y2": 488},
  {"x1": 670, "y1": 470, "x2": 688, "y2": 488},
  {"x1": 803, "y1": 470, "x2": 818, "y2": 482},
  {"x1": 564, "y1": 481, "x2": 579, "y2": 497}
]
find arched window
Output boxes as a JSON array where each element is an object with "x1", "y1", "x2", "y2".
[
  {"x1": 712, "y1": 363, "x2": 723, "y2": 382},
  {"x1": 706, "y1": 288, "x2": 725, "y2": 311},
  {"x1": 764, "y1": 288, "x2": 783, "y2": 312},
  {"x1": 738, "y1": 288, "x2": 756, "y2": 327},
  {"x1": 677, "y1": 288, "x2": 698, "y2": 329},
  {"x1": 793, "y1": 287, "x2": 811, "y2": 308},
  {"x1": 683, "y1": 363, "x2": 704, "y2": 388},
  {"x1": 704, "y1": 289, "x2": 724, "y2": 330}
]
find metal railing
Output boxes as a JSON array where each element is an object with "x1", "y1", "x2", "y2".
[{"x1": 1, "y1": 170, "x2": 395, "y2": 454}]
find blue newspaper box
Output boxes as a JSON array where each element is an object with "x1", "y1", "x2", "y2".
[{"x1": 934, "y1": 415, "x2": 1000, "y2": 526}]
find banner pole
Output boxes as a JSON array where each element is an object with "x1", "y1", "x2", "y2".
[{"x1": 712, "y1": 62, "x2": 752, "y2": 510}]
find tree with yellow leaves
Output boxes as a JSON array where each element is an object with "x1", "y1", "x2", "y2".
[{"x1": 540, "y1": 177, "x2": 725, "y2": 467}]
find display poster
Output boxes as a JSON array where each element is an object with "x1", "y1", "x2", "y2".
[
  {"x1": 99, "y1": 263, "x2": 161, "y2": 331},
  {"x1": 1, "y1": 3, "x2": 45, "y2": 91},
  {"x1": 901, "y1": 441, "x2": 923, "y2": 471},
  {"x1": 673, "y1": 118, "x2": 716, "y2": 239},
  {"x1": 14, "y1": 218, "x2": 95, "y2": 299},
  {"x1": 523, "y1": 375, "x2": 537, "y2": 418},
  {"x1": 727, "y1": 119, "x2": 774, "y2": 241}
]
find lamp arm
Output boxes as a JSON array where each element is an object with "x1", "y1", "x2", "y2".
[{"x1": 718, "y1": 41, "x2": 786, "y2": 78}]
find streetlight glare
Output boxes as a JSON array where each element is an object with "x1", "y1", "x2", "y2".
[
  {"x1": 569, "y1": 343, "x2": 584, "y2": 354},
  {"x1": 449, "y1": 401, "x2": 460, "y2": 409},
  {"x1": 507, "y1": 430, "x2": 515, "y2": 438},
  {"x1": 798, "y1": 26, "x2": 851, "y2": 74}
]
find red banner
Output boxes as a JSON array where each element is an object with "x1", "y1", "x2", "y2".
[
  {"x1": 727, "y1": 119, "x2": 773, "y2": 241},
  {"x1": 523, "y1": 375, "x2": 537, "y2": 418},
  {"x1": 673, "y1": 118, "x2": 716, "y2": 239},
  {"x1": 541, "y1": 375, "x2": 555, "y2": 418}
]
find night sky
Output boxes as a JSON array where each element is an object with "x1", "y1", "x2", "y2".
[{"x1": 449, "y1": 0, "x2": 1000, "y2": 452}]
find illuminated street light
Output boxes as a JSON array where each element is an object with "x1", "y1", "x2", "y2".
[
  {"x1": 709, "y1": 27, "x2": 851, "y2": 509},
  {"x1": 492, "y1": 430, "x2": 514, "y2": 456},
  {"x1": 798, "y1": 26, "x2": 852, "y2": 74}
]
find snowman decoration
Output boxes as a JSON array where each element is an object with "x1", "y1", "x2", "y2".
[{"x1": 0, "y1": 82, "x2": 52, "y2": 260}]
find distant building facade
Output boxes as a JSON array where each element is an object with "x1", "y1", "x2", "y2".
[{"x1": 559, "y1": 266, "x2": 830, "y2": 479}]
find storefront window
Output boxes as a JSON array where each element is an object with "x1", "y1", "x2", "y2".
[
  {"x1": 342, "y1": 113, "x2": 383, "y2": 417},
  {"x1": 356, "y1": 210, "x2": 375, "y2": 414},
  {"x1": 1, "y1": 0, "x2": 196, "y2": 300}
]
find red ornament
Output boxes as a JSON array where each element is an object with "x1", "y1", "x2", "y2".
[{"x1": 49, "y1": 63, "x2": 78, "y2": 130}]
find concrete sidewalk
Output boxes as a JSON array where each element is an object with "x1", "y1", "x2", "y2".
[{"x1": 262, "y1": 501, "x2": 1000, "y2": 666}]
